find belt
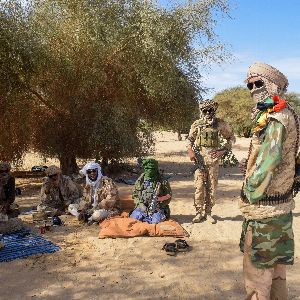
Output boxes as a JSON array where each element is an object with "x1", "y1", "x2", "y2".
[{"x1": 240, "y1": 185, "x2": 293, "y2": 205}]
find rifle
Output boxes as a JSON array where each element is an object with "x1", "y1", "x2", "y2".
[
  {"x1": 192, "y1": 146, "x2": 206, "y2": 171},
  {"x1": 148, "y1": 182, "x2": 161, "y2": 215},
  {"x1": 192, "y1": 147, "x2": 209, "y2": 190}
]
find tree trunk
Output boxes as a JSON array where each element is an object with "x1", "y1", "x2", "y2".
[
  {"x1": 101, "y1": 157, "x2": 108, "y2": 175},
  {"x1": 59, "y1": 154, "x2": 79, "y2": 175},
  {"x1": 177, "y1": 130, "x2": 182, "y2": 141}
]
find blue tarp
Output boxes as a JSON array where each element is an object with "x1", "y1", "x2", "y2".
[{"x1": 0, "y1": 229, "x2": 60, "y2": 263}]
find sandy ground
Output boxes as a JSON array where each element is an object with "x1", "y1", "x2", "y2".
[{"x1": 1, "y1": 132, "x2": 300, "y2": 300}]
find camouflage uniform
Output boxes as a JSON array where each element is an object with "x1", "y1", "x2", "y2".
[
  {"x1": 187, "y1": 100, "x2": 234, "y2": 223},
  {"x1": 0, "y1": 173, "x2": 15, "y2": 214},
  {"x1": 240, "y1": 62, "x2": 299, "y2": 300},
  {"x1": 0, "y1": 162, "x2": 24, "y2": 234},
  {"x1": 74, "y1": 176, "x2": 120, "y2": 221},
  {"x1": 38, "y1": 165, "x2": 80, "y2": 216},
  {"x1": 68, "y1": 162, "x2": 120, "y2": 223}
]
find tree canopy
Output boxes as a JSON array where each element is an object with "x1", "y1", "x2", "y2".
[
  {"x1": 213, "y1": 86, "x2": 254, "y2": 137},
  {"x1": 0, "y1": 0, "x2": 230, "y2": 173},
  {"x1": 214, "y1": 87, "x2": 300, "y2": 137}
]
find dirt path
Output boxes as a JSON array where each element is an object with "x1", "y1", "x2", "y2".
[{"x1": 1, "y1": 132, "x2": 300, "y2": 300}]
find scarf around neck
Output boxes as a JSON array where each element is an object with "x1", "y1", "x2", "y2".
[
  {"x1": 253, "y1": 96, "x2": 287, "y2": 134},
  {"x1": 80, "y1": 162, "x2": 103, "y2": 207}
]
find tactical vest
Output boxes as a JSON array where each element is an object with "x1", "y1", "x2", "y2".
[
  {"x1": 141, "y1": 180, "x2": 156, "y2": 206},
  {"x1": 196, "y1": 125, "x2": 220, "y2": 148}
]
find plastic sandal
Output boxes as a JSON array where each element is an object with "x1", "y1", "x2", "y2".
[
  {"x1": 162, "y1": 242, "x2": 177, "y2": 256},
  {"x1": 175, "y1": 239, "x2": 190, "y2": 252}
]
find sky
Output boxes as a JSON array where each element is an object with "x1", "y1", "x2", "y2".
[{"x1": 158, "y1": 0, "x2": 300, "y2": 98}]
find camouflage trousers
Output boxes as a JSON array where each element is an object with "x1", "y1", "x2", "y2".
[
  {"x1": 243, "y1": 226, "x2": 287, "y2": 300},
  {"x1": 194, "y1": 161, "x2": 219, "y2": 215}
]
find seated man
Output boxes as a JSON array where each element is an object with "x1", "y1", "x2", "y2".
[
  {"x1": 0, "y1": 162, "x2": 18, "y2": 218},
  {"x1": 130, "y1": 158, "x2": 172, "y2": 224},
  {"x1": 68, "y1": 162, "x2": 120, "y2": 224},
  {"x1": 37, "y1": 165, "x2": 81, "y2": 216}
]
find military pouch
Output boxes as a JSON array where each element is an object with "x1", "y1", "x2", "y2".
[{"x1": 196, "y1": 127, "x2": 220, "y2": 148}]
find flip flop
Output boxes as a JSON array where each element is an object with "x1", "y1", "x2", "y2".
[
  {"x1": 175, "y1": 239, "x2": 190, "y2": 252},
  {"x1": 162, "y1": 242, "x2": 177, "y2": 256}
]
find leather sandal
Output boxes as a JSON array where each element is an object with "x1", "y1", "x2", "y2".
[
  {"x1": 162, "y1": 242, "x2": 177, "y2": 256},
  {"x1": 175, "y1": 239, "x2": 190, "y2": 252}
]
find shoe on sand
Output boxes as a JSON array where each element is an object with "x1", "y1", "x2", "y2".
[
  {"x1": 192, "y1": 214, "x2": 205, "y2": 223},
  {"x1": 175, "y1": 239, "x2": 190, "y2": 252},
  {"x1": 162, "y1": 243, "x2": 177, "y2": 256},
  {"x1": 206, "y1": 215, "x2": 217, "y2": 224}
]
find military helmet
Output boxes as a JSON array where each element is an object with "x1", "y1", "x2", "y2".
[
  {"x1": 199, "y1": 99, "x2": 218, "y2": 112},
  {"x1": 45, "y1": 165, "x2": 62, "y2": 176}
]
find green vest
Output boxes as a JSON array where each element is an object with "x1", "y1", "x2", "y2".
[{"x1": 196, "y1": 125, "x2": 220, "y2": 148}]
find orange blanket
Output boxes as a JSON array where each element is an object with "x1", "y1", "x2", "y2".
[{"x1": 99, "y1": 214, "x2": 188, "y2": 239}]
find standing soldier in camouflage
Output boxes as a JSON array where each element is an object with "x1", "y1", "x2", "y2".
[
  {"x1": 239, "y1": 62, "x2": 299, "y2": 300},
  {"x1": 130, "y1": 158, "x2": 172, "y2": 224},
  {"x1": 37, "y1": 165, "x2": 81, "y2": 216},
  {"x1": 187, "y1": 100, "x2": 235, "y2": 224},
  {"x1": 68, "y1": 162, "x2": 120, "y2": 225}
]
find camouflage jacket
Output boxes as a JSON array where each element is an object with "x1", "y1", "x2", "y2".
[
  {"x1": 240, "y1": 106, "x2": 299, "y2": 219},
  {"x1": 79, "y1": 176, "x2": 120, "y2": 212},
  {"x1": 40, "y1": 175, "x2": 80, "y2": 210},
  {"x1": 132, "y1": 174, "x2": 172, "y2": 209},
  {"x1": 0, "y1": 173, "x2": 15, "y2": 206},
  {"x1": 187, "y1": 118, "x2": 235, "y2": 165}
]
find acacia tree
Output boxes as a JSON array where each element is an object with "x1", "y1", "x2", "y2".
[
  {"x1": 1, "y1": 0, "x2": 230, "y2": 174},
  {"x1": 285, "y1": 93, "x2": 300, "y2": 116},
  {"x1": 213, "y1": 87, "x2": 254, "y2": 137},
  {"x1": 214, "y1": 88, "x2": 300, "y2": 137}
]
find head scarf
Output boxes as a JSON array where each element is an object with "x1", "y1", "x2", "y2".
[
  {"x1": 80, "y1": 162, "x2": 103, "y2": 208},
  {"x1": 246, "y1": 62, "x2": 288, "y2": 97},
  {"x1": 142, "y1": 158, "x2": 159, "y2": 182}
]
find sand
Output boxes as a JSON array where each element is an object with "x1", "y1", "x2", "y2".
[{"x1": 1, "y1": 132, "x2": 300, "y2": 300}]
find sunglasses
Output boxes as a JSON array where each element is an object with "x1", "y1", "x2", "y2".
[
  {"x1": 87, "y1": 169, "x2": 97, "y2": 174},
  {"x1": 48, "y1": 174, "x2": 58, "y2": 179},
  {"x1": 247, "y1": 80, "x2": 264, "y2": 90},
  {"x1": 202, "y1": 108, "x2": 214, "y2": 114}
]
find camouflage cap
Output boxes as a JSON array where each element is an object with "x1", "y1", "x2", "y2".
[
  {"x1": 142, "y1": 158, "x2": 159, "y2": 170},
  {"x1": 246, "y1": 62, "x2": 288, "y2": 90},
  {"x1": 0, "y1": 162, "x2": 11, "y2": 171},
  {"x1": 199, "y1": 99, "x2": 218, "y2": 111},
  {"x1": 45, "y1": 165, "x2": 62, "y2": 176}
]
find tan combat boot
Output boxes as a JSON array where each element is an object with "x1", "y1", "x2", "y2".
[
  {"x1": 192, "y1": 210, "x2": 205, "y2": 223},
  {"x1": 206, "y1": 214, "x2": 217, "y2": 224}
]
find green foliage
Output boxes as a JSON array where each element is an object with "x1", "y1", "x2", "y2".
[
  {"x1": 214, "y1": 87, "x2": 254, "y2": 137},
  {"x1": 0, "y1": 0, "x2": 230, "y2": 173},
  {"x1": 285, "y1": 93, "x2": 300, "y2": 116},
  {"x1": 219, "y1": 136, "x2": 238, "y2": 167}
]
